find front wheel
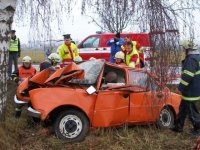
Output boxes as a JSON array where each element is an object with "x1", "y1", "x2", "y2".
[
  {"x1": 54, "y1": 109, "x2": 89, "y2": 142},
  {"x1": 157, "y1": 107, "x2": 174, "y2": 129}
]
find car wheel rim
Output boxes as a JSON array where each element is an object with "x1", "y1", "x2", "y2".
[
  {"x1": 59, "y1": 115, "x2": 82, "y2": 139},
  {"x1": 160, "y1": 109, "x2": 171, "y2": 127}
]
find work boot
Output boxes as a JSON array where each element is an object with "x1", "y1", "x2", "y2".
[
  {"x1": 170, "y1": 126, "x2": 183, "y2": 133},
  {"x1": 15, "y1": 111, "x2": 21, "y2": 118},
  {"x1": 189, "y1": 128, "x2": 200, "y2": 136}
]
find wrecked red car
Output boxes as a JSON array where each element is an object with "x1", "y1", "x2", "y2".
[{"x1": 14, "y1": 59, "x2": 181, "y2": 142}]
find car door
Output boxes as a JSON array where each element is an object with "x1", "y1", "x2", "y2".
[
  {"x1": 127, "y1": 71, "x2": 163, "y2": 123},
  {"x1": 78, "y1": 36, "x2": 110, "y2": 60},
  {"x1": 92, "y1": 90, "x2": 129, "y2": 127}
]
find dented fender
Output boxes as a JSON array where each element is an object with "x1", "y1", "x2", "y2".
[{"x1": 29, "y1": 87, "x2": 97, "y2": 121}]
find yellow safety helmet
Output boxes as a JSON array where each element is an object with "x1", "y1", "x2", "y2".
[
  {"x1": 115, "y1": 51, "x2": 124, "y2": 60},
  {"x1": 48, "y1": 53, "x2": 60, "y2": 63},
  {"x1": 74, "y1": 56, "x2": 83, "y2": 62},
  {"x1": 180, "y1": 39, "x2": 198, "y2": 50},
  {"x1": 22, "y1": 56, "x2": 32, "y2": 63}
]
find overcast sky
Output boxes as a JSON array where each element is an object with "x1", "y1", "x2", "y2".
[
  {"x1": 12, "y1": 4, "x2": 100, "y2": 44},
  {"x1": 12, "y1": 0, "x2": 200, "y2": 44}
]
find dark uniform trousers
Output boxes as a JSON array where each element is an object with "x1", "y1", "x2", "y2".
[
  {"x1": 177, "y1": 100, "x2": 200, "y2": 130},
  {"x1": 8, "y1": 52, "x2": 18, "y2": 76}
]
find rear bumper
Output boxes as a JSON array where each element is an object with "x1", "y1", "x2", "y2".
[
  {"x1": 14, "y1": 95, "x2": 28, "y2": 105},
  {"x1": 27, "y1": 107, "x2": 41, "y2": 118}
]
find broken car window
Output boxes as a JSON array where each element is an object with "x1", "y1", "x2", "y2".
[{"x1": 75, "y1": 59, "x2": 105, "y2": 85}]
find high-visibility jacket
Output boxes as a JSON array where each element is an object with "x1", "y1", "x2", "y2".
[
  {"x1": 178, "y1": 53, "x2": 200, "y2": 101},
  {"x1": 121, "y1": 41, "x2": 140, "y2": 68},
  {"x1": 125, "y1": 49, "x2": 140, "y2": 68},
  {"x1": 9, "y1": 37, "x2": 19, "y2": 52},
  {"x1": 58, "y1": 43, "x2": 79, "y2": 62},
  {"x1": 18, "y1": 66, "x2": 36, "y2": 79}
]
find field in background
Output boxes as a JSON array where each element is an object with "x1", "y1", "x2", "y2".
[
  {"x1": 18, "y1": 50, "x2": 56, "y2": 64},
  {"x1": 0, "y1": 81, "x2": 197, "y2": 150},
  {"x1": 18, "y1": 50, "x2": 185, "y2": 65}
]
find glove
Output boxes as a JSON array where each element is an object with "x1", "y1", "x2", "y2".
[
  {"x1": 116, "y1": 42, "x2": 119, "y2": 45},
  {"x1": 110, "y1": 39, "x2": 114, "y2": 43}
]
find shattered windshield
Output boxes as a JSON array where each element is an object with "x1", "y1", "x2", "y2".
[{"x1": 72, "y1": 59, "x2": 105, "y2": 85}]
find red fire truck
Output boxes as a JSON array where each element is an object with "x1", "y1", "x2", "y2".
[{"x1": 78, "y1": 32, "x2": 151, "y2": 66}]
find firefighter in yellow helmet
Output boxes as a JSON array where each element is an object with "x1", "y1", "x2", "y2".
[
  {"x1": 39, "y1": 53, "x2": 60, "y2": 71},
  {"x1": 57, "y1": 34, "x2": 79, "y2": 67},
  {"x1": 171, "y1": 39, "x2": 200, "y2": 135}
]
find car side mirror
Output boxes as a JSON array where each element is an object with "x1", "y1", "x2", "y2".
[{"x1": 86, "y1": 86, "x2": 96, "y2": 94}]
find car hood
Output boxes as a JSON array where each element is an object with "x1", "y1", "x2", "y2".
[{"x1": 17, "y1": 63, "x2": 85, "y2": 101}]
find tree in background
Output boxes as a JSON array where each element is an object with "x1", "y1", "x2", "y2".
[{"x1": 82, "y1": 0, "x2": 136, "y2": 33}]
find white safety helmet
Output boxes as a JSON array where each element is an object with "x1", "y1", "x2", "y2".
[
  {"x1": 115, "y1": 51, "x2": 125, "y2": 60},
  {"x1": 180, "y1": 39, "x2": 198, "y2": 50},
  {"x1": 73, "y1": 56, "x2": 83, "y2": 62},
  {"x1": 48, "y1": 53, "x2": 60, "y2": 63},
  {"x1": 22, "y1": 56, "x2": 32, "y2": 63}
]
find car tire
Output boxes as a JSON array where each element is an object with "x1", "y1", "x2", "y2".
[
  {"x1": 54, "y1": 109, "x2": 89, "y2": 142},
  {"x1": 157, "y1": 107, "x2": 174, "y2": 129}
]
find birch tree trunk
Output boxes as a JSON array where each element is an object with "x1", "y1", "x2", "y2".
[{"x1": 0, "y1": 0, "x2": 16, "y2": 116}]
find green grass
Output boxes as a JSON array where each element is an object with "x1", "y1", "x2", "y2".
[
  {"x1": 19, "y1": 50, "x2": 48, "y2": 64},
  {"x1": 0, "y1": 81, "x2": 197, "y2": 150}
]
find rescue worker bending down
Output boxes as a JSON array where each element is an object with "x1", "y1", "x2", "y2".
[
  {"x1": 124, "y1": 41, "x2": 140, "y2": 68},
  {"x1": 11, "y1": 56, "x2": 36, "y2": 118},
  {"x1": 171, "y1": 39, "x2": 200, "y2": 135},
  {"x1": 39, "y1": 53, "x2": 60, "y2": 71},
  {"x1": 57, "y1": 34, "x2": 79, "y2": 67},
  {"x1": 121, "y1": 35, "x2": 144, "y2": 67},
  {"x1": 11, "y1": 56, "x2": 36, "y2": 84},
  {"x1": 114, "y1": 51, "x2": 126, "y2": 66}
]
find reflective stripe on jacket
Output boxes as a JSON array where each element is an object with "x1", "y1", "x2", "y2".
[
  {"x1": 58, "y1": 43, "x2": 79, "y2": 62},
  {"x1": 9, "y1": 38, "x2": 19, "y2": 52},
  {"x1": 178, "y1": 54, "x2": 200, "y2": 101}
]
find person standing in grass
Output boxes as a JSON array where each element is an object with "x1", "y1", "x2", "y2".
[
  {"x1": 8, "y1": 30, "x2": 21, "y2": 78},
  {"x1": 171, "y1": 39, "x2": 200, "y2": 135}
]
